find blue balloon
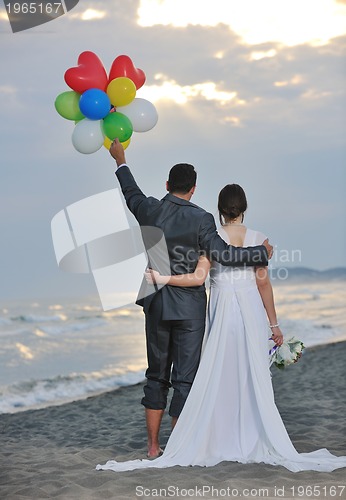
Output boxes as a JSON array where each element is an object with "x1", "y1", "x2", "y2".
[{"x1": 79, "y1": 89, "x2": 111, "y2": 120}]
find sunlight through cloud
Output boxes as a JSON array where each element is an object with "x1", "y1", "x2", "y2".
[
  {"x1": 302, "y1": 89, "x2": 332, "y2": 100},
  {"x1": 138, "y1": 0, "x2": 346, "y2": 46},
  {"x1": 274, "y1": 75, "x2": 303, "y2": 87},
  {"x1": 70, "y1": 9, "x2": 106, "y2": 21},
  {"x1": 250, "y1": 49, "x2": 277, "y2": 61},
  {"x1": 214, "y1": 51, "x2": 225, "y2": 59},
  {"x1": 138, "y1": 75, "x2": 240, "y2": 105},
  {"x1": 223, "y1": 116, "x2": 242, "y2": 127}
]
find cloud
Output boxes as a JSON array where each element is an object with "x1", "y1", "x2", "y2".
[
  {"x1": 131, "y1": 29, "x2": 345, "y2": 141},
  {"x1": 0, "y1": 84, "x2": 20, "y2": 109},
  {"x1": 137, "y1": 0, "x2": 346, "y2": 46},
  {"x1": 249, "y1": 49, "x2": 278, "y2": 61},
  {"x1": 139, "y1": 75, "x2": 240, "y2": 105},
  {"x1": 69, "y1": 9, "x2": 107, "y2": 21},
  {"x1": 0, "y1": 1, "x2": 345, "y2": 301},
  {"x1": 0, "y1": 85, "x2": 17, "y2": 94}
]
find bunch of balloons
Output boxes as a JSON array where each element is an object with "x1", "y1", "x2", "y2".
[{"x1": 54, "y1": 51, "x2": 158, "y2": 154}]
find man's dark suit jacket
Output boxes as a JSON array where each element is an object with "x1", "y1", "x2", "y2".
[{"x1": 116, "y1": 166, "x2": 268, "y2": 321}]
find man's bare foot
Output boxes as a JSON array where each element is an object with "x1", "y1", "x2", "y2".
[
  {"x1": 145, "y1": 408, "x2": 164, "y2": 459},
  {"x1": 147, "y1": 447, "x2": 163, "y2": 459}
]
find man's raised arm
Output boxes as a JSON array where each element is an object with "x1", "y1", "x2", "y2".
[{"x1": 110, "y1": 138, "x2": 147, "y2": 219}]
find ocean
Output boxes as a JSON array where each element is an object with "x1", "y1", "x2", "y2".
[{"x1": 0, "y1": 277, "x2": 345, "y2": 414}]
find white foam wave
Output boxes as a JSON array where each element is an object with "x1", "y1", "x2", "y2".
[
  {"x1": 280, "y1": 318, "x2": 343, "y2": 348},
  {"x1": 0, "y1": 369, "x2": 145, "y2": 414}
]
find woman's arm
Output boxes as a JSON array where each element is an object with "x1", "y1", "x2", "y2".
[
  {"x1": 255, "y1": 265, "x2": 284, "y2": 346},
  {"x1": 145, "y1": 256, "x2": 211, "y2": 287}
]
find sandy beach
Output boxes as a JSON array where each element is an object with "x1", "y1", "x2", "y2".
[{"x1": 0, "y1": 341, "x2": 345, "y2": 500}]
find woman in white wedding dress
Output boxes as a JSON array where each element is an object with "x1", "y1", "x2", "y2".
[{"x1": 97, "y1": 184, "x2": 346, "y2": 473}]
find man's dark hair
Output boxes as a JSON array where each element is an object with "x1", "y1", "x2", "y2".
[{"x1": 167, "y1": 163, "x2": 197, "y2": 194}]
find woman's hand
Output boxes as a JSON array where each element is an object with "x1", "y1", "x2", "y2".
[
  {"x1": 271, "y1": 326, "x2": 284, "y2": 346},
  {"x1": 144, "y1": 269, "x2": 169, "y2": 285},
  {"x1": 144, "y1": 257, "x2": 210, "y2": 288}
]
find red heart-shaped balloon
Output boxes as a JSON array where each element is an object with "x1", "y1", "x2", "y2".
[
  {"x1": 108, "y1": 55, "x2": 146, "y2": 90},
  {"x1": 64, "y1": 51, "x2": 108, "y2": 94}
]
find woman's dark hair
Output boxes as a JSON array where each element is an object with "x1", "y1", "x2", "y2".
[
  {"x1": 218, "y1": 184, "x2": 247, "y2": 225},
  {"x1": 167, "y1": 163, "x2": 197, "y2": 194}
]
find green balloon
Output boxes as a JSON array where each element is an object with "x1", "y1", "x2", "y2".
[
  {"x1": 102, "y1": 112, "x2": 133, "y2": 142},
  {"x1": 55, "y1": 91, "x2": 85, "y2": 121}
]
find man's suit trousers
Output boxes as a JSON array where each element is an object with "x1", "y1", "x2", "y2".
[{"x1": 141, "y1": 291, "x2": 206, "y2": 417}]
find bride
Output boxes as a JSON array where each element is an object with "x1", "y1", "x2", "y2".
[{"x1": 97, "y1": 184, "x2": 346, "y2": 473}]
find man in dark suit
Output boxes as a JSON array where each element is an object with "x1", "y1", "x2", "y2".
[{"x1": 110, "y1": 139, "x2": 272, "y2": 458}]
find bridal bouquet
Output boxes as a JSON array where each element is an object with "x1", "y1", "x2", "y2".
[{"x1": 269, "y1": 336, "x2": 305, "y2": 369}]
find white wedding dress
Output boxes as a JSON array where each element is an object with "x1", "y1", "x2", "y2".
[{"x1": 97, "y1": 228, "x2": 346, "y2": 473}]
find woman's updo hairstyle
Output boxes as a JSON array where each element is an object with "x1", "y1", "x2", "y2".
[{"x1": 218, "y1": 184, "x2": 247, "y2": 225}]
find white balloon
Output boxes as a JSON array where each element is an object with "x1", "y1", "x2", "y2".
[
  {"x1": 72, "y1": 119, "x2": 104, "y2": 154},
  {"x1": 117, "y1": 98, "x2": 158, "y2": 133}
]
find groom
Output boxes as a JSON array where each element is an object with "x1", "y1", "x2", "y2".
[{"x1": 110, "y1": 139, "x2": 272, "y2": 458}]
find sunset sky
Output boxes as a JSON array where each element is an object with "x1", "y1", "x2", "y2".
[{"x1": 0, "y1": 0, "x2": 345, "y2": 299}]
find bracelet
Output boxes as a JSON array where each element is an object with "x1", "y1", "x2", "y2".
[{"x1": 269, "y1": 323, "x2": 279, "y2": 328}]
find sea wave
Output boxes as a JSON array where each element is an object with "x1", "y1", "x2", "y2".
[
  {"x1": 280, "y1": 318, "x2": 342, "y2": 348},
  {"x1": 0, "y1": 317, "x2": 12, "y2": 326},
  {"x1": 0, "y1": 369, "x2": 146, "y2": 414},
  {"x1": 0, "y1": 280, "x2": 345, "y2": 414},
  {"x1": 0, "y1": 328, "x2": 33, "y2": 338},
  {"x1": 12, "y1": 314, "x2": 67, "y2": 323},
  {"x1": 38, "y1": 319, "x2": 108, "y2": 335}
]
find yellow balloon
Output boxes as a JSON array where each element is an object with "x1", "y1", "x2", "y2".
[
  {"x1": 121, "y1": 138, "x2": 131, "y2": 150},
  {"x1": 103, "y1": 136, "x2": 131, "y2": 150},
  {"x1": 107, "y1": 77, "x2": 136, "y2": 107},
  {"x1": 103, "y1": 136, "x2": 112, "y2": 149}
]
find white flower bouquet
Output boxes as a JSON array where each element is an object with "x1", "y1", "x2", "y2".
[{"x1": 269, "y1": 336, "x2": 305, "y2": 369}]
